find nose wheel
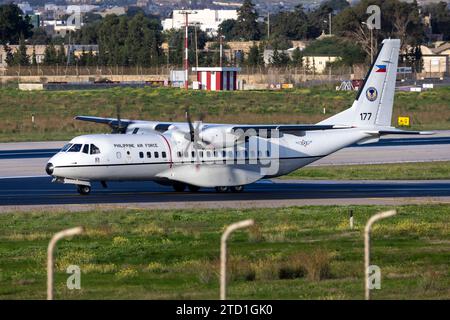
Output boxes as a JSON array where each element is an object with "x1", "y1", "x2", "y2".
[{"x1": 77, "y1": 185, "x2": 91, "y2": 195}]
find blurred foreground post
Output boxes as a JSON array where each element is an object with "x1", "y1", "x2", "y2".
[
  {"x1": 47, "y1": 226, "x2": 84, "y2": 300},
  {"x1": 220, "y1": 219, "x2": 254, "y2": 300},
  {"x1": 364, "y1": 210, "x2": 396, "y2": 300}
]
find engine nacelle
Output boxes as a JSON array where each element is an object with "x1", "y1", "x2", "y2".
[{"x1": 199, "y1": 127, "x2": 243, "y2": 148}]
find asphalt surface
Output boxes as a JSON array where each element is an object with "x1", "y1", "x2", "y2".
[{"x1": 0, "y1": 176, "x2": 449, "y2": 211}]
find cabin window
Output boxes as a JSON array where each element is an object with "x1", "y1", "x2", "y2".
[
  {"x1": 214, "y1": 151, "x2": 218, "y2": 157},
  {"x1": 162, "y1": 151, "x2": 167, "y2": 158},
  {"x1": 90, "y1": 144, "x2": 101, "y2": 154},
  {"x1": 116, "y1": 152, "x2": 121, "y2": 159},
  {"x1": 266, "y1": 150, "x2": 270, "y2": 157},
  {"x1": 139, "y1": 152, "x2": 144, "y2": 159},
  {"x1": 61, "y1": 144, "x2": 72, "y2": 152},
  {"x1": 82, "y1": 144, "x2": 89, "y2": 154},
  {"x1": 147, "y1": 152, "x2": 151, "y2": 158},
  {"x1": 177, "y1": 151, "x2": 182, "y2": 158},
  {"x1": 199, "y1": 151, "x2": 203, "y2": 158},
  {"x1": 132, "y1": 128, "x2": 139, "y2": 134},
  {"x1": 154, "y1": 151, "x2": 159, "y2": 158},
  {"x1": 245, "y1": 150, "x2": 248, "y2": 158},
  {"x1": 191, "y1": 151, "x2": 195, "y2": 158},
  {"x1": 222, "y1": 151, "x2": 226, "y2": 157},
  {"x1": 68, "y1": 144, "x2": 82, "y2": 152}
]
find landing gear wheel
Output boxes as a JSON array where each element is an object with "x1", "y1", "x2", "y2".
[
  {"x1": 230, "y1": 185, "x2": 244, "y2": 193},
  {"x1": 173, "y1": 183, "x2": 186, "y2": 192},
  {"x1": 77, "y1": 185, "x2": 91, "y2": 195},
  {"x1": 215, "y1": 186, "x2": 229, "y2": 193},
  {"x1": 188, "y1": 185, "x2": 201, "y2": 192}
]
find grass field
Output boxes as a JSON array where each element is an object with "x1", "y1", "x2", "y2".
[
  {"x1": 287, "y1": 161, "x2": 450, "y2": 180},
  {"x1": 1, "y1": 86, "x2": 449, "y2": 142},
  {"x1": 0, "y1": 205, "x2": 448, "y2": 300}
]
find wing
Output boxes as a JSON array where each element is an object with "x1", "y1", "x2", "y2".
[{"x1": 230, "y1": 124, "x2": 352, "y2": 133}]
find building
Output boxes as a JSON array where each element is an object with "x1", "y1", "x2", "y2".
[
  {"x1": 192, "y1": 67, "x2": 240, "y2": 91},
  {"x1": 162, "y1": 9, "x2": 238, "y2": 36},
  {"x1": 302, "y1": 55, "x2": 340, "y2": 74},
  {"x1": 418, "y1": 43, "x2": 449, "y2": 78}
]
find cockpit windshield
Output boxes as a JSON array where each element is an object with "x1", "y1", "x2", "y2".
[
  {"x1": 67, "y1": 144, "x2": 83, "y2": 152},
  {"x1": 60, "y1": 143, "x2": 73, "y2": 152},
  {"x1": 90, "y1": 144, "x2": 101, "y2": 154}
]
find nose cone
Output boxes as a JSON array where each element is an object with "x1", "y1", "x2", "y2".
[{"x1": 45, "y1": 162, "x2": 54, "y2": 175}]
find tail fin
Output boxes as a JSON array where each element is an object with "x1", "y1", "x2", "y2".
[{"x1": 319, "y1": 39, "x2": 400, "y2": 128}]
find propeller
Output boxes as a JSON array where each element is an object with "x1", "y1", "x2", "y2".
[
  {"x1": 184, "y1": 108, "x2": 206, "y2": 166},
  {"x1": 111, "y1": 104, "x2": 127, "y2": 134}
]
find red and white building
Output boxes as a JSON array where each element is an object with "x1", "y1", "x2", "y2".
[{"x1": 192, "y1": 67, "x2": 241, "y2": 91}]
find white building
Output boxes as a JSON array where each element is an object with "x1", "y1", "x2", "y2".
[{"x1": 162, "y1": 9, "x2": 238, "y2": 36}]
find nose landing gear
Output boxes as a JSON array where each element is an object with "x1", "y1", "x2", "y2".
[{"x1": 77, "y1": 185, "x2": 91, "y2": 195}]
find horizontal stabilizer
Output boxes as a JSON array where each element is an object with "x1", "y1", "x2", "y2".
[{"x1": 365, "y1": 128, "x2": 434, "y2": 135}]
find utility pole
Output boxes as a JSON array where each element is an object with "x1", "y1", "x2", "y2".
[
  {"x1": 194, "y1": 23, "x2": 200, "y2": 70},
  {"x1": 329, "y1": 12, "x2": 332, "y2": 35},
  {"x1": 180, "y1": 11, "x2": 193, "y2": 90},
  {"x1": 219, "y1": 34, "x2": 224, "y2": 67},
  {"x1": 267, "y1": 12, "x2": 270, "y2": 40}
]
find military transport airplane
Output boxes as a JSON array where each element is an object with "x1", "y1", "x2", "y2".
[{"x1": 45, "y1": 39, "x2": 432, "y2": 195}]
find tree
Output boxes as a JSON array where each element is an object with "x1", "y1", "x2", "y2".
[
  {"x1": 3, "y1": 44, "x2": 14, "y2": 66},
  {"x1": 246, "y1": 42, "x2": 261, "y2": 66},
  {"x1": 333, "y1": 0, "x2": 425, "y2": 58},
  {"x1": 291, "y1": 47, "x2": 303, "y2": 66},
  {"x1": 57, "y1": 44, "x2": 66, "y2": 64},
  {"x1": 31, "y1": 46, "x2": 37, "y2": 65},
  {"x1": 43, "y1": 44, "x2": 58, "y2": 65},
  {"x1": 13, "y1": 37, "x2": 29, "y2": 66},
  {"x1": 422, "y1": 1, "x2": 450, "y2": 41},
  {"x1": 270, "y1": 45, "x2": 290, "y2": 67},
  {"x1": 235, "y1": 0, "x2": 260, "y2": 41},
  {"x1": 271, "y1": 5, "x2": 309, "y2": 40},
  {"x1": 218, "y1": 19, "x2": 237, "y2": 40},
  {"x1": 0, "y1": 4, "x2": 33, "y2": 45}
]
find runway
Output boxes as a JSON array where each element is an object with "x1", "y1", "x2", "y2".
[
  {"x1": 0, "y1": 176, "x2": 449, "y2": 212},
  {"x1": 0, "y1": 132, "x2": 449, "y2": 211}
]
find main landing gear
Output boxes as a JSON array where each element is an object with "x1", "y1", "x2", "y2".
[
  {"x1": 172, "y1": 183, "x2": 244, "y2": 193},
  {"x1": 172, "y1": 183, "x2": 201, "y2": 192},
  {"x1": 77, "y1": 185, "x2": 91, "y2": 195},
  {"x1": 215, "y1": 186, "x2": 244, "y2": 193}
]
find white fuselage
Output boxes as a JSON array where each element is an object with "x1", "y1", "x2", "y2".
[{"x1": 47, "y1": 128, "x2": 371, "y2": 188}]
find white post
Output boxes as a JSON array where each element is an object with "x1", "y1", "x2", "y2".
[
  {"x1": 220, "y1": 219, "x2": 254, "y2": 300},
  {"x1": 364, "y1": 210, "x2": 396, "y2": 300},
  {"x1": 349, "y1": 209, "x2": 354, "y2": 229},
  {"x1": 47, "y1": 226, "x2": 84, "y2": 300}
]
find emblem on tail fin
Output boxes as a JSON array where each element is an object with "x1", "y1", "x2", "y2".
[
  {"x1": 375, "y1": 65, "x2": 386, "y2": 73},
  {"x1": 366, "y1": 87, "x2": 378, "y2": 101}
]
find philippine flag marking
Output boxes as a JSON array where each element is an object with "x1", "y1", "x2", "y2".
[{"x1": 375, "y1": 65, "x2": 387, "y2": 73}]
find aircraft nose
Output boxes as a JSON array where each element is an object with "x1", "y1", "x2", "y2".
[{"x1": 45, "y1": 162, "x2": 54, "y2": 175}]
